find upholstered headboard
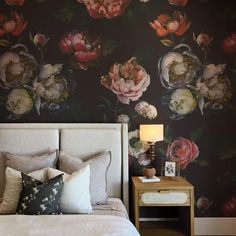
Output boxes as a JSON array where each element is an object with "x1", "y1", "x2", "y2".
[{"x1": 0, "y1": 123, "x2": 129, "y2": 210}]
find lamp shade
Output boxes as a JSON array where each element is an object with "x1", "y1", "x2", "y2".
[{"x1": 139, "y1": 124, "x2": 164, "y2": 143}]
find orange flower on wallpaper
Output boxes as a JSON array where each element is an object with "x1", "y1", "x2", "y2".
[
  {"x1": 168, "y1": 0, "x2": 188, "y2": 6},
  {"x1": 4, "y1": 0, "x2": 24, "y2": 6},
  {"x1": 150, "y1": 11, "x2": 191, "y2": 37},
  {"x1": 0, "y1": 11, "x2": 27, "y2": 37}
]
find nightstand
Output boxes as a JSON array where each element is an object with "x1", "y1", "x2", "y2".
[{"x1": 131, "y1": 176, "x2": 194, "y2": 236}]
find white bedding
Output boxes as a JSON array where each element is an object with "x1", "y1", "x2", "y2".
[
  {"x1": 92, "y1": 198, "x2": 129, "y2": 219},
  {"x1": 0, "y1": 215, "x2": 139, "y2": 236}
]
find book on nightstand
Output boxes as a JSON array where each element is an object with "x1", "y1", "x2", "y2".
[{"x1": 138, "y1": 176, "x2": 161, "y2": 183}]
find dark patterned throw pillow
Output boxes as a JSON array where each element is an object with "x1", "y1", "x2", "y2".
[{"x1": 17, "y1": 172, "x2": 63, "y2": 215}]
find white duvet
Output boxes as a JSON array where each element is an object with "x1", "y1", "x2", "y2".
[{"x1": 0, "y1": 214, "x2": 140, "y2": 236}]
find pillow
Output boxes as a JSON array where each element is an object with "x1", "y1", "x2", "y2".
[
  {"x1": 17, "y1": 173, "x2": 63, "y2": 215},
  {"x1": 59, "y1": 151, "x2": 111, "y2": 205},
  {"x1": 5, "y1": 150, "x2": 58, "y2": 173},
  {"x1": 48, "y1": 166, "x2": 92, "y2": 214},
  {"x1": 0, "y1": 167, "x2": 48, "y2": 214}
]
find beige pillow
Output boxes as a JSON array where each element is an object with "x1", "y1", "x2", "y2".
[
  {"x1": 0, "y1": 167, "x2": 48, "y2": 214},
  {"x1": 5, "y1": 150, "x2": 58, "y2": 173},
  {"x1": 59, "y1": 151, "x2": 111, "y2": 205},
  {"x1": 0, "y1": 150, "x2": 58, "y2": 199},
  {"x1": 48, "y1": 167, "x2": 92, "y2": 214}
]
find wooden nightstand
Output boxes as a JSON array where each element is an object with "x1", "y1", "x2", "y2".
[{"x1": 131, "y1": 176, "x2": 194, "y2": 236}]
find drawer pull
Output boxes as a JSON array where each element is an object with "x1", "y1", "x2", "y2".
[{"x1": 141, "y1": 192, "x2": 188, "y2": 204}]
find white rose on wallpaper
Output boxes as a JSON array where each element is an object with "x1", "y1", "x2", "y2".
[
  {"x1": 0, "y1": 51, "x2": 37, "y2": 89},
  {"x1": 6, "y1": 88, "x2": 33, "y2": 115},
  {"x1": 195, "y1": 64, "x2": 232, "y2": 112},
  {"x1": 39, "y1": 64, "x2": 63, "y2": 80},
  {"x1": 135, "y1": 101, "x2": 158, "y2": 119},
  {"x1": 158, "y1": 46, "x2": 201, "y2": 89},
  {"x1": 169, "y1": 88, "x2": 197, "y2": 115},
  {"x1": 116, "y1": 114, "x2": 130, "y2": 123},
  {"x1": 202, "y1": 64, "x2": 226, "y2": 79},
  {"x1": 33, "y1": 64, "x2": 69, "y2": 104}
]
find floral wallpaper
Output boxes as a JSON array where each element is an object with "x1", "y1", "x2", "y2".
[{"x1": 0, "y1": 0, "x2": 236, "y2": 217}]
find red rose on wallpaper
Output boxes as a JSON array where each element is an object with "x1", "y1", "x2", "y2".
[
  {"x1": 59, "y1": 31, "x2": 102, "y2": 70},
  {"x1": 4, "y1": 0, "x2": 24, "y2": 6},
  {"x1": 101, "y1": 57, "x2": 150, "y2": 104},
  {"x1": 167, "y1": 137, "x2": 199, "y2": 169},
  {"x1": 0, "y1": 11, "x2": 27, "y2": 37},
  {"x1": 168, "y1": 0, "x2": 188, "y2": 6},
  {"x1": 150, "y1": 11, "x2": 191, "y2": 37},
  {"x1": 223, "y1": 194, "x2": 236, "y2": 216},
  {"x1": 223, "y1": 32, "x2": 236, "y2": 54},
  {"x1": 78, "y1": 0, "x2": 131, "y2": 19}
]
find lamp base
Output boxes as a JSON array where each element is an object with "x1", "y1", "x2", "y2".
[{"x1": 148, "y1": 142, "x2": 155, "y2": 160}]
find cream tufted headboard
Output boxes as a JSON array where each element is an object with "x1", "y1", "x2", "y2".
[{"x1": 0, "y1": 123, "x2": 129, "y2": 211}]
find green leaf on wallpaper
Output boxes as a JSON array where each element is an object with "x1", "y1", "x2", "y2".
[
  {"x1": 29, "y1": 32, "x2": 33, "y2": 43},
  {"x1": 195, "y1": 159, "x2": 209, "y2": 166},
  {"x1": 161, "y1": 92, "x2": 171, "y2": 105},
  {"x1": 164, "y1": 125, "x2": 172, "y2": 143},
  {"x1": 0, "y1": 39, "x2": 10, "y2": 47},
  {"x1": 160, "y1": 39, "x2": 175, "y2": 47},
  {"x1": 99, "y1": 96, "x2": 112, "y2": 108},
  {"x1": 216, "y1": 173, "x2": 236, "y2": 184},
  {"x1": 219, "y1": 148, "x2": 236, "y2": 160},
  {"x1": 53, "y1": 1, "x2": 77, "y2": 22},
  {"x1": 122, "y1": 9, "x2": 138, "y2": 25},
  {"x1": 158, "y1": 148, "x2": 167, "y2": 157},
  {"x1": 102, "y1": 40, "x2": 119, "y2": 56},
  {"x1": 193, "y1": 32, "x2": 197, "y2": 42},
  {"x1": 190, "y1": 128, "x2": 203, "y2": 141}
]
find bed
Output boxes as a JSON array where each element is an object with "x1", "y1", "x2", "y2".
[{"x1": 0, "y1": 123, "x2": 140, "y2": 236}]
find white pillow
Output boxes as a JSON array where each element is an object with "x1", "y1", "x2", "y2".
[
  {"x1": 0, "y1": 167, "x2": 47, "y2": 214},
  {"x1": 47, "y1": 166, "x2": 92, "y2": 214}
]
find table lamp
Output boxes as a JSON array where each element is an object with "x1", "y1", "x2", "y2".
[{"x1": 139, "y1": 124, "x2": 164, "y2": 160}]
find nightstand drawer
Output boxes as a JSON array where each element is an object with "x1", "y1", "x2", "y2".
[{"x1": 139, "y1": 190, "x2": 190, "y2": 206}]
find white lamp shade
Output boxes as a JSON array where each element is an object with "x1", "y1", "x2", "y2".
[{"x1": 139, "y1": 124, "x2": 164, "y2": 143}]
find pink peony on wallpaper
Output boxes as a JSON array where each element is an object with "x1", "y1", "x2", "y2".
[{"x1": 0, "y1": 0, "x2": 236, "y2": 217}]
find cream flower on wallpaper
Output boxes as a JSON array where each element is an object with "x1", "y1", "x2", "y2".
[
  {"x1": 196, "y1": 64, "x2": 232, "y2": 112},
  {"x1": 135, "y1": 101, "x2": 158, "y2": 119},
  {"x1": 0, "y1": 51, "x2": 37, "y2": 89},
  {"x1": 116, "y1": 114, "x2": 130, "y2": 123},
  {"x1": 6, "y1": 88, "x2": 33, "y2": 115},
  {"x1": 33, "y1": 64, "x2": 69, "y2": 104},
  {"x1": 128, "y1": 130, "x2": 149, "y2": 158},
  {"x1": 158, "y1": 46, "x2": 201, "y2": 89},
  {"x1": 169, "y1": 88, "x2": 197, "y2": 115}
]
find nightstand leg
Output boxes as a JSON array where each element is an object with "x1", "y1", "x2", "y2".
[
  {"x1": 134, "y1": 189, "x2": 139, "y2": 231},
  {"x1": 190, "y1": 189, "x2": 195, "y2": 236}
]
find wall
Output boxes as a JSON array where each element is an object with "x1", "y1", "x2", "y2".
[{"x1": 0, "y1": 0, "x2": 235, "y2": 232}]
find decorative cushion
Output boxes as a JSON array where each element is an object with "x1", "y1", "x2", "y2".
[
  {"x1": 17, "y1": 173, "x2": 63, "y2": 215},
  {"x1": 5, "y1": 150, "x2": 58, "y2": 173},
  {"x1": 0, "y1": 167, "x2": 48, "y2": 214},
  {"x1": 47, "y1": 165, "x2": 92, "y2": 214},
  {"x1": 59, "y1": 151, "x2": 111, "y2": 205}
]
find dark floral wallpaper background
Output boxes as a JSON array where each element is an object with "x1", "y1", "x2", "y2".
[{"x1": 0, "y1": 0, "x2": 236, "y2": 217}]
